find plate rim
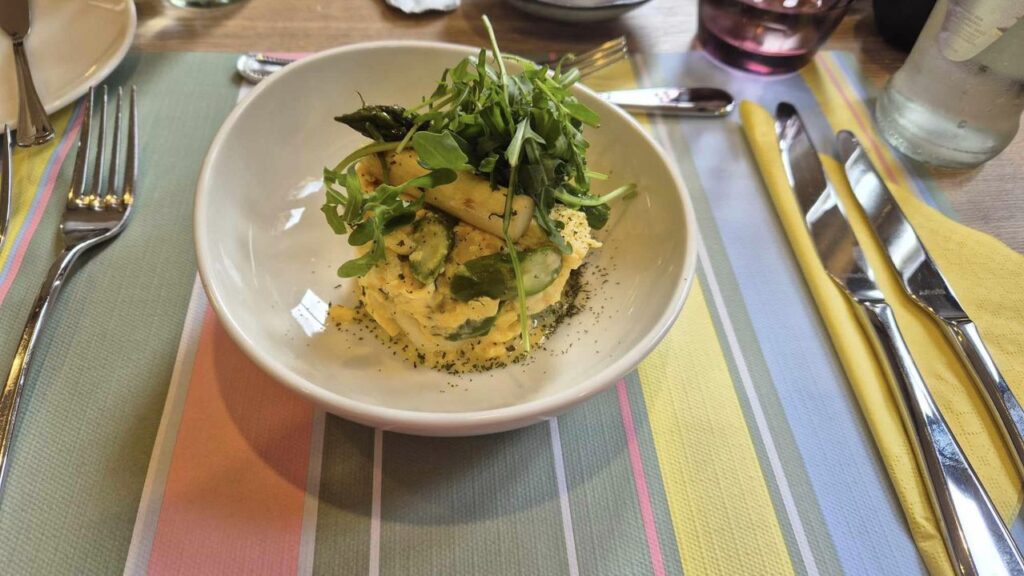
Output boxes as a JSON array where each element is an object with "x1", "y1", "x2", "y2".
[
  {"x1": 1, "y1": 0, "x2": 137, "y2": 129},
  {"x1": 194, "y1": 40, "x2": 698, "y2": 436}
]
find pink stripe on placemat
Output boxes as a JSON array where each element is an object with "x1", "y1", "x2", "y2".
[
  {"x1": 0, "y1": 102, "x2": 84, "y2": 305},
  {"x1": 147, "y1": 310, "x2": 315, "y2": 576},
  {"x1": 617, "y1": 380, "x2": 667, "y2": 576}
]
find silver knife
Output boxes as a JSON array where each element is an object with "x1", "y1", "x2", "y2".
[
  {"x1": 598, "y1": 88, "x2": 735, "y2": 117},
  {"x1": 0, "y1": 0, "x2": 54, "y2": 147},
  {"x1": 838, "y1": 130, "x2": 1024, "y2": 479},
  {"x1": 0, "y1": 125, "x2": 9, "y2": 251},
  {"x1": 776, "y1": 103, "x2": 1024, "y2": 576}
]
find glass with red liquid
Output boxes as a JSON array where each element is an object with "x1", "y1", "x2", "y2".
[{"x1": 698, "y1": 0, "x2": 854, "y2": 75}]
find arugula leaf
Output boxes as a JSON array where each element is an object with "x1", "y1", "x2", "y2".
[
  {"x1": 562, "y1": 99, "x2": 600, "y2": 127},
  {"x1": 322, "y1": 169, "x2": 457, "y2": 278},
  {"x1": 338, "y1": 248, "x2": 381, "y2": 278},
  {"x1": 320, "y1": 204, "x2": 348, "y2": 234},
  {"x1": 411, "y1": 131, "x2": 473, "y2": 171}
]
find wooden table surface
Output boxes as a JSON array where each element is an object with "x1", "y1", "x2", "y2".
[{"x1": 135, "y1": 0, "x2": 1024, "y2": 253}]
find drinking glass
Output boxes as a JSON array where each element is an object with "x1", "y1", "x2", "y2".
[
  {"x1": 875, "y1": 0, "x2": 1024, "y2": 168},
  {"x1": 697, "y1": 0, "x2": 854, "y2": 75}
]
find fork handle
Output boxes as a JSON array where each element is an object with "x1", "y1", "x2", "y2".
[
  {"x1": 858, "y1": 301, "x2": 1024, "y2": 576},
  {"x1": 0, "y1": 247, "x2": 82, "y2": 494},
  {"x1": 11, "y1": 40, "x2": 54, "y2": 147},
  {"x1": 943, "y1": 319, "x2": 1024, "y2": 477}
]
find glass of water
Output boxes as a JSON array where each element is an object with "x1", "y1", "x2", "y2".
[
  {"x1": 697, "y1": 0, "x2": 854, "y2": 75},
  {"x1": 875, "y1": 0, "x2": 1024, "y2": 169}
]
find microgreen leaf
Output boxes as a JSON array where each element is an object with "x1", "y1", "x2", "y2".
[
  {"x1": 562, "y1": 99, "x2": 600, "y2": 127},
  {"x1": 411, "y1": 131, "x2": 473, "y2": 171},
  {"x1": 338, "y1": 249, "x2": 380, "y2": 278}
]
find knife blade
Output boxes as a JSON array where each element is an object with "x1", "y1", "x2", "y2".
[
  {"x1": 837, "y1": 129, "x2": 1024, "y2": 478},
  {"x1": 775, "y1": 102, "x2": 1024, "y2": 576}
]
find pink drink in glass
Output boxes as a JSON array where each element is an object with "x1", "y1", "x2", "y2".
[{"x1": 698, "y1": 0, "x2": 854, "y2": 75}]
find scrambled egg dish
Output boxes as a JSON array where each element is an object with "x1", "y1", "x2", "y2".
[{"x1": 343, "y1": 151, "x2": 601, "y2": 372}]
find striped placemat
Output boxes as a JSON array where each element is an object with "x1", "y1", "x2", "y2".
[{"x1": 0, "y1": 49, "x2": 1004, "y2": 575}]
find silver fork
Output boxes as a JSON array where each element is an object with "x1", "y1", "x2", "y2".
[
  {"x1": 1, "y1": 124, "x2": 11, "y2": 252},
  {"x1": 235, "y1": 36, "x2": 629, "y2": 84},
  {"x1": 0, "y1": 85, "x2": 138, "y2": 494}
]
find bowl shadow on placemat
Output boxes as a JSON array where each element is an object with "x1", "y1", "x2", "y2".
[{"x1": 212, "y1": 319, "x2": 624, "y2": 524}]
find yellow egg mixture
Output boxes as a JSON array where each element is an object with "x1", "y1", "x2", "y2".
[{"x1": 338, "y1": 152, "x2": 601, "y2": 372}]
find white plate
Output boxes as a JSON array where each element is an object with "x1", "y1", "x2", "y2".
[
  {"x1": 0, "y1": 0, "x2": 136, "y2": 128},
  {"x1": 506, "y1": 0, "x2": 651, "y2": 23},
  {"x1": 195, "y1": 41, "x2": 697, "y2": 436}
]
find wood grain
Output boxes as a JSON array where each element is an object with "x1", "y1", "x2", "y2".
[{"x1": 134, "y1": 0, "x2": 1024, "y2": 252}]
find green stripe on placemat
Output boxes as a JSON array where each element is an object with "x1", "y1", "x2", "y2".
[
  {"x1": 0, "y1": 52, "x2": 240, "y2": 574},
  {"x1": 313, "y1": 416, "x2": 374, "y2": 574},
  {"x1": 379, "y1": 426, "x2": 571, "y2": 574}
]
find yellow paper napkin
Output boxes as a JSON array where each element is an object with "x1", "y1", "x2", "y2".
[{"x1": 740, "y1": 100, "x2": 1024, "y2": 576}]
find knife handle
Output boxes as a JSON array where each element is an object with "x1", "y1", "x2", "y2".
[
  {"x1": 943, "y1": 319, "x2": 1024, "y2": 477},
  {"x1": 857, "y1": 300, "x2": 1024, "y2": 576}
]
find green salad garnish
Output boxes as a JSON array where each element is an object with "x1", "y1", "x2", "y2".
[{"x1": 321, "y1": 15, "x2": 636, "y2": 351}]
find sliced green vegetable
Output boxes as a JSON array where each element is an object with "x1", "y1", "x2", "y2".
[
  {"x1": 450, "y1": 246, "x2": 562, "y2": 301},
  {"x1": 520, "y1": 246, "x2": 563, "y2": 294},
  {"x1": 409, "y1": 214, "x2": 453, "y2": 284},
  {"x1": 445, "y1": 313, "x2": 499, "y2": 341}
]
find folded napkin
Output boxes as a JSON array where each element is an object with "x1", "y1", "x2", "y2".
[{"x1": 741, "y1": 100, "x2": 1024, "y2": 576}]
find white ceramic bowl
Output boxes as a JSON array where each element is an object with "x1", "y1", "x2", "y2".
[{"x1": 195, "y1": 41, "x2": 696, "y2": 436}]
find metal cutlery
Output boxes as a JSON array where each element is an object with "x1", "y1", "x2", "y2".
[
  {"x1": 0, "y1": 0, "x2": 54, "y2": 147},
  {"x1": 0, "y1": 85, "x2": 138, "y2": 494},
  {"x1": 838, "y1": 130, "x2": 1024, "y2": 479},
  {"x1": 1, "y1": 125, "x2": 10, "y2": 252},
  {"x1": 775, "y1": 102, "x2": 1024, "y2": 576},
  {"x1": 235, "y1": 41, "x2": 735, "y2": 117}
]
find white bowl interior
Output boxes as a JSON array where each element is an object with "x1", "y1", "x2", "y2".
[{"x1": 196, "y1": 43, "x2": 694, "y2": 434}]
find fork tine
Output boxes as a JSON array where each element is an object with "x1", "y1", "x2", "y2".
[
  {"x1": 575, "y1": 42, "x2": 628, "y2": 75},
  {"x1": 104, "y1": 88, "x2": 123, "y2": 209},
  {"x1": 68, "y1": 87, "x2": 94, "y2": 207},
  {"x1": 577, "y1": 48, "x2": 629, "y2": 80},
  {"x1": 122, "y1": 86, "x2": 138, "y2": 209},
  {"x1": 88, "y1": 86, "x2": 108, "y2": 209},
  {"x1": 568, "y1": 36, "x2": 627, "y2": 68}
]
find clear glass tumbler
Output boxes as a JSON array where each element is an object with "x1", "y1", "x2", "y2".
[
  {"x1": 876, "y1": 0, "x2": 1024, "y2": 169},
  {"x1": 697, "y1": 0, "x2": 854, "y2": 75}
]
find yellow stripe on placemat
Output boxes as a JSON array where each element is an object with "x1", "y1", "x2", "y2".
[
  {"x1": 639, "y1": 283, "x2": 796, "y2": 576},
  {"x1": 735, "y1": 52, "x2": 1024, "y2": 576},
  {"x1": 0, "y1": 108, "x2": 73, "y2": 270},
  {"x1": 585, "y1": 56, "x2": 795, "y2": 575}
]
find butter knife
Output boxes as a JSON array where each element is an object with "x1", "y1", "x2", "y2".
[
  {"x1": 776, "y1": 103, "x2": 1024, "y2": 576},
  {"x1": 838, "y1": 131, "x2": 1024, "y2": 479},
  {"x1": 598, "y1": 88, "x2": 735, "y2": 117},
  {"x1": 0, "y1": 0, "x2": 54, "y2": 147}
]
